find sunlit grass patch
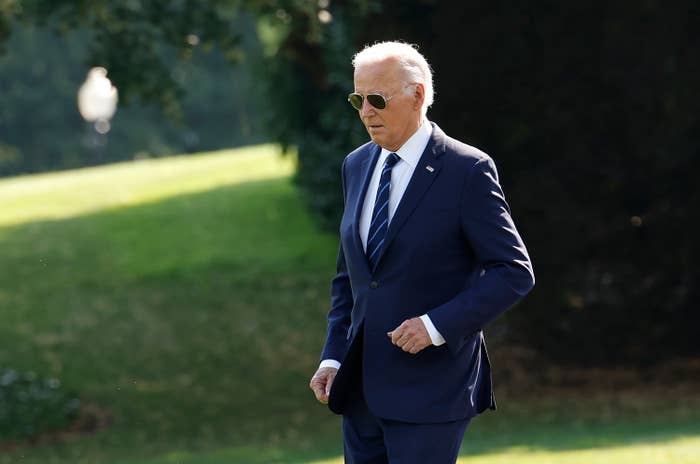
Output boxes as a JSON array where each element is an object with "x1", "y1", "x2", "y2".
[
  {"x1": 456, "y1": 435, "x2": 700, "y2": 464},
  {"x1": 0, "y1": 144, "x2": 294, "y2": 227},
  {"x1": 301, "y1": 436, "x2": 700, "y2": 464}
]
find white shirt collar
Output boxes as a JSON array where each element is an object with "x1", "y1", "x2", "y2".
[{"x1": 380, "y1": 119, "x2": 433, "y2": 168}]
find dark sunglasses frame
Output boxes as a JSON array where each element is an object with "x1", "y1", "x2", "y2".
[{"x1": 347, "y1": 92, "x2": 394, "y2": 110}]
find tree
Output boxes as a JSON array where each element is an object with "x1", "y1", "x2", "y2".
[{"x1": 0, "y1": 2, "x2": 263, "y2": 175}]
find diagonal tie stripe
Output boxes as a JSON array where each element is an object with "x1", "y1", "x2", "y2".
[
  {"x1": 366, "y1": 152, "x2": 400, "y2": 270},
  {"x1": 367, "y1": 217, "x2": 388, "y2": 245}
]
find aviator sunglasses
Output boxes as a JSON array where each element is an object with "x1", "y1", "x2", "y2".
[{"x1": 347, "y1": 92, "x2": 395, "y2": 110}]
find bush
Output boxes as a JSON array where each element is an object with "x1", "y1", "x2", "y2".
[{"x1": 0, "y1": 369, "x2": 80, "y2": 441}]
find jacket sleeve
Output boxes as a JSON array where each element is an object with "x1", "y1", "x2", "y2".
[
  {"x1": 320, "y1": 158, "x2": 354, "y2": 362},
  {"x1": 428, "y1": 156, "x2": 535, "y2": 355}
]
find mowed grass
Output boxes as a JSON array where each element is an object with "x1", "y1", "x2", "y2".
[
  {"x1": 0, "y1": 145, "x2": 698, "y2": 463},
  {"x1": 0, "y1": 146, "x2": 342, "y2": 462}
]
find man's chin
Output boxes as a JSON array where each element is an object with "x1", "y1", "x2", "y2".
[{"x1": 368, "y1": 133, "x2": 384, "y2": 147}]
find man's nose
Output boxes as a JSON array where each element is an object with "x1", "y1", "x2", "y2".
[{"x1": 359, "y1": 98, "x2": 375, "y2": 117}]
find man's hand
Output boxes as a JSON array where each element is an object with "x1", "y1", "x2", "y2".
[
  {"x1": 388, "y1": 317, "x2": 432, "y2": 354},
  {"x1": 309, "y1": 366, "x2": 338, "y2": 404}
]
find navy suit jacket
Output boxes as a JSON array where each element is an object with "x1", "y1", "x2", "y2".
[{"x1": 321, "y1": 123, "x2": 534, "y2": 423}]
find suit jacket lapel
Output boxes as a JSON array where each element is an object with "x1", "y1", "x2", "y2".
[{"x1": 374, "y1": 124, "x2": 448, "y2": 269}]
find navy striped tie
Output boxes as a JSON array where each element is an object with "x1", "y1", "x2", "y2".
[{"x1": 366, "y1": 152, "x2": 400, "y2": 270}]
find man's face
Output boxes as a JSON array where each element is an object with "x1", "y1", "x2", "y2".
[{"x1": 353, "y1": 59, "x2": 423, "y2": 152}]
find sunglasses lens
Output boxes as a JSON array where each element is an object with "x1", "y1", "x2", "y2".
[
  {"x1": 366, "y1": 94, "x2": 387, "y2": 109},
  {"x1": 348, "y1": 93, "x2": 363, "y2": 110},
  {"x1": 348, "y1": 93, "x2": 388, "y2": 110}
]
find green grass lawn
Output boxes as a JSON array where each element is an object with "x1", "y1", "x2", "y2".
[{"x1": 0, "y1": 145, "x2": 698, "y2": 463}]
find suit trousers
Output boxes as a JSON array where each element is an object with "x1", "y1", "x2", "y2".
[
  {"x1": 331, "y1": 326, "x2": 469, "y2": 464},
  {"x1": 329, "y1": 325, "x2": 470, "y2": 464},
  {"x1": 340, "y1": 339, "x2": 470, "y2": 464}
]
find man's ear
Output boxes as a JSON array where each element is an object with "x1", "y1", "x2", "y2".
[{"x1": 413, "y1": 83, "x2": 425, "y2": 111}]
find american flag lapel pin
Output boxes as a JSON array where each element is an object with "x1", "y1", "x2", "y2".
[{"x1": 426, "y1": 165, "x2": 434, "y2": 172}]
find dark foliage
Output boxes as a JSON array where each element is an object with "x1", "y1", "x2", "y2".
[
  {"x1": 253, "y1": 3, "x2": 374, "y2": 229},
  {"x1": 350, "y1": 1, "x2": 700, "y2": 364}
]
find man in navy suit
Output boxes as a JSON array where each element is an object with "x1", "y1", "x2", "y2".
[{"x1": 309, "y1": 41, "x2": 535, "y2": 463}]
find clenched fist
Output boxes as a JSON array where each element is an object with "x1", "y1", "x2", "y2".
[{"x1": 388, "y1": 317, "x2": 432, "y2": 354}]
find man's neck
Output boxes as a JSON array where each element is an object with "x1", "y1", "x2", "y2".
[{"x1": 386, "y1": 117, "x2": 427, "y2": 152}]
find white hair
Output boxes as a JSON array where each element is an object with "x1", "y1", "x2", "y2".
[{"x1": 352, "y1": 41, "x2": 434, "y2": 116}]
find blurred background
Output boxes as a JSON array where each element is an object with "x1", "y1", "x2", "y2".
[{"x1": 0, "y1": 1, "x2": 697, "y2": 463}]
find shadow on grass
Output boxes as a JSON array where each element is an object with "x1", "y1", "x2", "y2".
[{"x1": 0, "y1": 176, "x2": 340, "y2": 463}]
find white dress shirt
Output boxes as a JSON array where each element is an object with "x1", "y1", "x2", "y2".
[{"x1": 320, "y1": 119, "x2": 445, "y2": 370}]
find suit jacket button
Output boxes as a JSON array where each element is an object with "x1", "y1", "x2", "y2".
[{"x1": 370, "y1": 281, "x2": 378, "y2": 289}]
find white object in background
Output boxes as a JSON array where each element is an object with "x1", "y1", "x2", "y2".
[{"x1": 77, "y1": 67, "x2": 118, "y2": 133}]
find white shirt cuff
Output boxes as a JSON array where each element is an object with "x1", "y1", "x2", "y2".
[
  {"x1": 319, "y1": 359, "x2": 341, "y2": 370},
  {"x1": 420, "y1": 314, "x2": 446, "y2": 346}
]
